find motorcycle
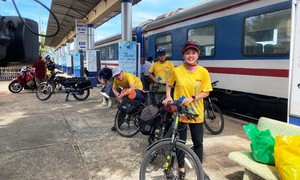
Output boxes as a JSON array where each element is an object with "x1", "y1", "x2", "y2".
[
  {"x1": 36, "y1": 71, "x2": 93, "y2": 102},
  {"x1": 8, "y1": 66, "x2": 36, "y2": 93}
]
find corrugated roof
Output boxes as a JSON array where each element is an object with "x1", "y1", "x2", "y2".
[{"x1": 45, "y1": 0, "x2": 141, "y2": 48}]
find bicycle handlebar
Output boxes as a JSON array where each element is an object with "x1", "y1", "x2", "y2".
[
  {"x1": 166, "y1": 99, "x2": 199, "y2": 120},
  {"x1": 211, "y1": 80, "x2": 219, "y2": 87}
]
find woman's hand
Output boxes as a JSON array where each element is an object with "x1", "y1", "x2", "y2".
[
  {"x1": 163, "y1": 96, "x2": 173, "y2": 105},
  {"x1": 182, "y1": 97, "x2": 194, "y2": 105}
]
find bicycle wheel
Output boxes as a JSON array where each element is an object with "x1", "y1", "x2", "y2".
[
  {"x1": 140, "y1": 140, "x2": 204, "y2": 179},
  {"x1": 36, "y1": 82, "x2": 53, "y2": 101},
  {"x1": 114, "y1": 110, "x2": 140, "y2": 138},
  {"x1": 204, "y1": 102, "x2": 224, "y2": 135},
  {"x1": 73, "y1": 89, "x2": 90, "y2": 101}
]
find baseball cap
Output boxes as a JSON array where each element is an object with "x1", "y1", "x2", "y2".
[
  {"x1": 112, "y1": 66, "x2": 122, "y2": 77},
  {"x1": 182, "y1": 45, "x2": 200, "y2": 54},
  {"x1": 181, "y1": 40, "x2": 201, "y2": 54}
]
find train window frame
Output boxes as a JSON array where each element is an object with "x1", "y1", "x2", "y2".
[
  {"x1": 144, "y1": 37, "x2": 149, "y2": 59},
  {"x1": 155, "y1": 34, "x2": 173, "y2": 59},
  {"x1": 100, "y1": 48, "x2": 105, "y2": 60},
  {"x1": 187, "y1": 24, "x2": 216, "y2": 57},
  {"x1": 108, "y1": 45, "x2": 114, "y2": 60},
  {"x1": 242, "y1": 8, "x2": 291, "y2": 57}
]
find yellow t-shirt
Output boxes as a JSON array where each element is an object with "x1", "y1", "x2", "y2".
[
  {"x1": 113, "y1": 72, "x2": 143, "y2": 90},
  {"x1": 168, "y1": 64, "x2": 212, "y2": 123},
  {"x1": 46, "y1": 69, "x2": 51, "y2": 77},
  {"x1": 149, "y1": 61, "x2": 174, "y2": 83}
]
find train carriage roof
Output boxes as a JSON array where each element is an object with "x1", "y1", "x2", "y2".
[
  {"x1": 94, "y1": 19, "x2": 154, "y2": 46},
  {"x1": 142, "y1": 0, "x2": 251, "y2": 32}
]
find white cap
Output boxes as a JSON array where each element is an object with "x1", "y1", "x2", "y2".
[{"x1": 112, "y1": 66, "x2": 122, "y2": 77}]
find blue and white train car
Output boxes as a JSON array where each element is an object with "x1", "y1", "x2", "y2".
[
  {"x1": 142, "y1": 0, "x2": 291, "y2": 121},
  {"x1": 94, "y1": 20, "x2": 151, "y2": 68}
]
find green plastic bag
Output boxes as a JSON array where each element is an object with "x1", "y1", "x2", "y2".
[{"x1": 243, "y1": 123, "x2": 275, "y2": 165}]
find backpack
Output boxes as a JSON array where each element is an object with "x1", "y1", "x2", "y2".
[
  {"x1": 118, "y1": 96, "x2": 141, "y2": 114},
  {"x1": 138, "y1": 105, "x2": 160, "y2": 135}
]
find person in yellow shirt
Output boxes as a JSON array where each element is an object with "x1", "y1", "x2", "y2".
[
  {"x1": 45, "y1": 55, "x2": 56, "y2": 78},
  {"x1": 111, "y1": 66, "x2": 144, "y2": 101},
  {"x1": 111, "y1": 66, "x2": 144, "y2": 131},
  {"x1": 163, "y1": 40, "x2": 212, "y2": 180},
  {"x1": 148, "y1": 47, "x2": 174, "y2": 84}
]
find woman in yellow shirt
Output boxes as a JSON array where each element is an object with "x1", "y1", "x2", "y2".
[{"x1": 163, "y1": 40, "x2": 212, "y2": 180}]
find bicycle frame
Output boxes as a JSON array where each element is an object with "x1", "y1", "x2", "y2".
[
  {"x1": 163, "y1": 110, "x2": 181, "y2": 174},
  {"x1": 140, "y1": 99, "x2": 203, "y2": 179},
  {"x1": 160, "y1": 101, "x2": 198, "y2": 176}
]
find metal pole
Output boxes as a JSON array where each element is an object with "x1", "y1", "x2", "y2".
[
  {"x1": 74, "y1": 36, "x2": 78, "y2": 53},
  {"x1": 121, "y1": 0, "x2": 133, "y2": 41},
  {"x1": 87, "y1": 24, "x2": 95, "y2": 50},
  {"x1": 66, "y1": 43, "x2": 70, "y2": 55},
  {"x1": 287, "y1": 0, "x2": 300, "y2": 123}
]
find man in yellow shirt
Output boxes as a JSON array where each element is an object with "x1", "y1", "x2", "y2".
[
  {"x1": 111, "y1": 66, "x2": 144, "y2": 101},
  {"x1": 111, "y1": 66, "x2": 144, "y2": 131},
  {"x1": 149, "y1": 47, "x2": 174, "y2": 84}
]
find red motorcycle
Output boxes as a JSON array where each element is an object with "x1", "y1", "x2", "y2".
[{"x1": 8, "y1": 66, "x2": 37, "y2": 93}]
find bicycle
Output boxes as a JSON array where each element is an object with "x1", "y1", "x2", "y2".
[
  {"x1": 114, "y1": 83, "x2": 164, "y2": 138},
  {"x1": 139, "y1": 98, "x2": 204, "y2": 179},
  {"x1": 203, "y1": 81, "x2": 225, "y2": 135},
  {"x1": 149, "y1": 81, "x2": 224, "y2": 145}
]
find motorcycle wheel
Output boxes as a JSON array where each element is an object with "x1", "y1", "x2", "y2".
[
  {"x1": 73, "y1": 89, "x2": 90, "y2": 101},
  {"x1": 8, "y1": 82, "x2": 23, "y2": 93},
  {"x1": 36, "y1": 82, "x2": 53, "y2": 101}
]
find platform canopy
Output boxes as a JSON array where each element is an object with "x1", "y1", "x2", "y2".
[{"x1": 45, "y1": 0, "x2": 141, "y2": 49}]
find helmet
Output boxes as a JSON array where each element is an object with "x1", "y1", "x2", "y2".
[
  {"x1": 181, "y1": 40, "x2": 201, "y2": 54},
  {"x1": 45, "y1": 55, "x2": 50, "y2": 59},
  {"x1": 156, "y1": 47, "x2": 166, "y2": 55}
]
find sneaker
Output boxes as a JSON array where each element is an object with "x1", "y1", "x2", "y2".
[
  {"x1": 178, "y1": 170, "x2": 185, "y2": 180},
  {"x1": 204, "y1": 171, "x2": 210, "y2": 180},
  {"x1": 100, "y1": 92, "x2": 110, "y2": 99},
  {"x1": 111, "y1": 126, "x2": 116, "y2": 131}
]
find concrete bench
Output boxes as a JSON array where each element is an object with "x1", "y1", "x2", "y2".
[{"x1": 228, "y1": 117, "x2": 300, "y2": 180}]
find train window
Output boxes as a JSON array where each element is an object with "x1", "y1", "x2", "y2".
[
  {"x1": 155, "y1": 35, "x2": 172, "y2": 58},
  {"x1": 243, "y1": 9, "x2": 291, "y2": 56},
  {"x1": 101, "y1": 48, "x2": 105, "y2": 60},
  {"x1": 144, "y1": 38, "x2": 149, "y2": 58},
  {"x1": 188, "y1": 25, "x2": 215, "y2": 57},
  {"x1": 108, "y1": 45, "x2": 114, "y2": 60}
]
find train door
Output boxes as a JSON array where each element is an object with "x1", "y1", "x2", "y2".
[{"x1": 288, "y1": 0, "x2": 300, "y2": 125}]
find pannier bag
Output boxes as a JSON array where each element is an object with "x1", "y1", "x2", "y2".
[
  {"x1": 118, "y1": 96, "x2": 141, "y2": 114},
  {"x1": 138, "y1": 105, "x2": 160, "y2": 135}
]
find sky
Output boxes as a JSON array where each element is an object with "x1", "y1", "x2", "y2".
[{"x1": 0, "y1": 0, "x2": 203, "y2": 43}]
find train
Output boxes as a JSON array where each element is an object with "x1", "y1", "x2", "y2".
[{"x1": 94, "y1": 0, "x2": 292, "y2": 122}]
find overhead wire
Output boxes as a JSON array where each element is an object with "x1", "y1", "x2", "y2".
[{"x1": 11, "y1": 0, "x2": 60, "y2": 37}]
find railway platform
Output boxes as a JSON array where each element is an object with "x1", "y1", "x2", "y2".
[{"x1": 0, "y1": 80, "x2": 251, "y2": 180}]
